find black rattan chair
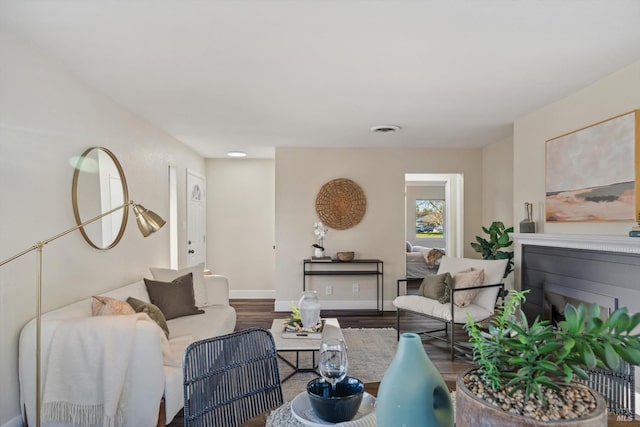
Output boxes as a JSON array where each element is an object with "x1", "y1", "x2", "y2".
[
  {"x1": 575, "y1": 360, "x2": 636, "y2": 420},
  {"x1": 182, "y1": 328, "x2": 284, "y2": 427}
]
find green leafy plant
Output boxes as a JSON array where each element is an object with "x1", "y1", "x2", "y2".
[
  {"x1": 465, "y1": 289, "x2": 640, "y2": 406},
  {"x1": 470, "y1": 221, "x2": 514, "y2": 278},
  {"x1": 286, "y1": 304, "x2": 302, "y2": 326}
]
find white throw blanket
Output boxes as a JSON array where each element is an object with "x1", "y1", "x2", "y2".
[{"x1": 42, "y1": 313, "x2": 178, "y2": 427}]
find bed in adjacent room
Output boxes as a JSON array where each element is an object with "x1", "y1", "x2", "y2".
[{"x1": 405, "y1": 242, "x2": 445, "y2": 279}]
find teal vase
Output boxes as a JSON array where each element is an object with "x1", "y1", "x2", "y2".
[{"x1": 375, "y1": 333, "x2": 454, "y2": 426}]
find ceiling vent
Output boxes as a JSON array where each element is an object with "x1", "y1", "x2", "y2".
[{"x1": 370, "y1": 125, "x2": 401, "y2": 134}]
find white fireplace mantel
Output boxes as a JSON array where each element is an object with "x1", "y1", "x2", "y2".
[{"x1": 512, "y1": 233, "x2": 640, "y2": 254}]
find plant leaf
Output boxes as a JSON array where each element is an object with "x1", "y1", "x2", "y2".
[
  {"x1": 627, "y1": 313, "x2": 640, "y2": 331},
  {"x1": 580, "y1": 343, "x2": 596, "y2": 369},
  {"x1": 604, "y1": 343, "x2": 620, "y2": 370},
  {"x1": 616, "y1": 346, "x2": 640, "y2": 365},
  {"x1": 571, "y1": 365, "x2": 589, "y2": 380}
]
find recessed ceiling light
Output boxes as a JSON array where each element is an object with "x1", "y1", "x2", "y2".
[
  {"x1": 227, "y1": 151, "x2": 247, "y2": 158},
  {"x1": 370, "y1": 125, "x2": 401, "y2": 133}
]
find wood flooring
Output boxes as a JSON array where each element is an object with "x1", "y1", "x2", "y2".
[
  {"x1": 231, "y1": 298, "x2": 474, "y2": 382},
  {"x1": 167, "y1": 298, "x2": 474, "y2": 426}
]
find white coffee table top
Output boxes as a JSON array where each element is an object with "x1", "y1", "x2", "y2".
[{"x1": 270, "y1": 318, "x2": 342, "y2": 351}]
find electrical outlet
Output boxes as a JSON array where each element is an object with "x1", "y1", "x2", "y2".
[
  {"x1": 352, "y1": 283, "x2": 359, "y2": 293},
  {"x1": 325, "y1": 286, "x2": 332, "y2": 296}
]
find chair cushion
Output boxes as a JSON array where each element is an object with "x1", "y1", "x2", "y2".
[
  {"x1": 418, "y1": 272, "x2": 452, "y2": 300},
  {"x1": 452, "y1": 268, "x2": 484, "y2": 308},
  {"x1": 393, "y1": 295, "x2": 492, "y2": 323},
  {"x1": 437, "y1": 256, "x2": 507, "y2": 312}
]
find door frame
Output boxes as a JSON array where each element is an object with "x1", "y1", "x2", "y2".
[
  {"x1": 186, "y1": 169, "x2": 206, "y2": 266},
  {"x1": 405, "y1": 173, "x2": 464, "y2": 257}
]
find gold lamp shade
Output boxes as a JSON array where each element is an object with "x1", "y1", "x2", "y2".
[{"x1": 133, "y1": 203, "x2": 166, "y2": 237}]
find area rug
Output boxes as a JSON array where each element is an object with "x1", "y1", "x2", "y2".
[{"x1": 276, "y1": 328, "x2": 398, "y2": 402}]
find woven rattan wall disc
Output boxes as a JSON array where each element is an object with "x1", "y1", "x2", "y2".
[{"x1": 315, "y1": 178, "x2": 366, "y2": 230}]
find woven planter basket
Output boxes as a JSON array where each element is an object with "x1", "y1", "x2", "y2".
[{"x1": 315, "y1": 178, "x2": 366, "y2": 230}]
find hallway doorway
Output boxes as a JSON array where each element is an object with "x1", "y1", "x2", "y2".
[{"x1": 405, "y1": 173, "x2": 464, "y2": 258}]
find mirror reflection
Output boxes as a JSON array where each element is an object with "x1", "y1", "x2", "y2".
[{"x1": 72, "y1": 147, "x2": 129, "y2": 249}]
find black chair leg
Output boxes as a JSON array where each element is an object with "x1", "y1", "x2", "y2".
[{"x1": 450, "y1": 321, "x2": 455, "y2": 361}]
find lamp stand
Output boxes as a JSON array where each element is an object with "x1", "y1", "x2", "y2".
[{"x1": 0, "y1": 200, "x2": 164, "y2": 427}]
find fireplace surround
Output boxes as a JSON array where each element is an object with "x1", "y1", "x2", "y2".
[
  {"x1": 515, "y1": 233, "x2": 640, "y2": 418},
  {"x1": 515, "y1": 233, "x2": 640, "y2": 322}
]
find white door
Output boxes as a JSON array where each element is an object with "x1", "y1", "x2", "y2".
[{"x1": 187, "y1": 170, "x2": 206, "y2": 266}]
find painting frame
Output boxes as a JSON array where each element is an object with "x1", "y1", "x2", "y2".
[{"x1": 545, "y1": 110, "x2": 640, "y2": 223}]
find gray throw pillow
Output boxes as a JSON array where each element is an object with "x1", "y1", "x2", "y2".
[
  {"x1": 126, "y1": 297, "x2": 170, "y2": 338},
  {"x1": 143, "y1": 273, "x2": 204, "y2": 320},
  {"x1": 418, "y1": 272, "x2": 452, "y2": 300}
]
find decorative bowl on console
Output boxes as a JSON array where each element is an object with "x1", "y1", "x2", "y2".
[{"x1": 336, "y1": 251, "x2": 355, "y2": 262}]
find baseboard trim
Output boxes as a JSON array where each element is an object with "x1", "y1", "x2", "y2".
[
  {"x1": 1, "y1": 415, "x2": 23, "y2": 427},
  {"x1": 229, "y1": 290, "x2": 276, "y2": 299}
]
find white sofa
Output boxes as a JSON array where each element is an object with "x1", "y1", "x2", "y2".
[{"x1": 19, "y1": 274, "x2": 237, "y2": 426}]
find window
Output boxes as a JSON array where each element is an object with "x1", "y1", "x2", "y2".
[{"x1": 416, "y1": 199, "x2": 444, "y2": 239}]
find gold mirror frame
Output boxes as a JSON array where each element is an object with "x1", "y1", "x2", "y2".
[{"x1": 72, "y1": 147, "x2": 129, "y2": 249}]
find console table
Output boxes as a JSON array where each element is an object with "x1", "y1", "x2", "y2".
[{"x1": 302, "y1": 259, "x2": 383, "y2": 313}]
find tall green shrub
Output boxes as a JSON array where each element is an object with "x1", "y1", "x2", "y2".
[{"x1": 470, "y1": 221, "x2": 514, "y2": 278}]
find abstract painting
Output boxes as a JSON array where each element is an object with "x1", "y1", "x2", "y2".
[{"x1": 545, "y1": 111, "x2": 639, "y2": 222}]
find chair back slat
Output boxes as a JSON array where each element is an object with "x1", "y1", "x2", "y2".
[
  {"x1": 575, "y1": 359, "x2": 636, "y2": 420},
  {"x1": 183, "y1": 328, "x2": 284, "y2": 426}
]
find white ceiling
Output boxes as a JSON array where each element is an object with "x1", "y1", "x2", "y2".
[{"x1": 2, "y1": 1, "x2": 640, "y2": 159}]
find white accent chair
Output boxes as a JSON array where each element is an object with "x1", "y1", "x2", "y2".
[{"x1": 394, "y1": 256, "x2": 508, "y2": 360}]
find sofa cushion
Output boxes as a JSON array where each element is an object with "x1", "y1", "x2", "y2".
[
  {"x1": 452, "y1": 268, "x2": 484, "y2": 307},
  {"x1": 91, "y1": 295, "x2": 136, "y2": 316},
  {"x1": 150, "y1": 263, "x2": 207, "y2": 307},
  {"x1": 167, "y1": 305, "x2": 236, "y2": 342},
  {"x1": 417, "y1": 272, "x2": 452, "y2": 300},
  {"x1": 127, "y1": 297, "x2": 170, "y2": 338},
  {"x1": 144, "y1": 273, "x2": 204, "y2": 320}
]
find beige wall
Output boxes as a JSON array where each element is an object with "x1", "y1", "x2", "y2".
[
  {"x1": 512, "y1": 60, "x2": 640, "y2": 291},
  {"x1": 513, "y1": 60, "x2": 640, "y2": 237},
  {"x1": 274, "y1": 147, "x2": 485, "y2": 312},
  {"x1": 0, "y1": 32, "x2": 204, "y2": 425},
  {"x1": 482, "y1": 135, "x2": 514, "y2": 228},
  {"x1": 205, "y1": 159, "x2": 275, "y2": 297},
  {"x1": 512, "y1": 60, "x2": 640, "y2": 393}
]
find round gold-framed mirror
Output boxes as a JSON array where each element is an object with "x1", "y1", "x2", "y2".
[{"x1": 72, "y1": 147, "x2": 129, "y2": 249}]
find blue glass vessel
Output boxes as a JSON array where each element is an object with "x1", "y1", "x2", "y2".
[{"x1": 375, "y1": 333, "x2": 454, "y2": 426}]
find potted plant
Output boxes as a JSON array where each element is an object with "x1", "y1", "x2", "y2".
[
  {"x1": 312, "y1": 221, "x2": 328, "y2": 257},
  {"x1": 457, "y1": 289, "x2": 640, "y2": 426},
  {"x1": 470, "y1": 221, "x2": 514, "y2": 278}
]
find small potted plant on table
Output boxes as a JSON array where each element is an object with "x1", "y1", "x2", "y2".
[{"x1": 457, "y1": 290, "x2": 640, "y2": 426}]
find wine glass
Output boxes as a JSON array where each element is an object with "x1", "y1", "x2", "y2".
[{"x1": 318, "y1": 338, "x2": 348, "y2": 395}]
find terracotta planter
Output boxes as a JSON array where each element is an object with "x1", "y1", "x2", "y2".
[{"x1": 455, "y1": 370, "x2": 607, "y2": 427}]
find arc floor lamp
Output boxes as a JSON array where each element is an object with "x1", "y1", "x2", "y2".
[{"x1": 0, "y1": 200, "x2": 165, "y2": 427}]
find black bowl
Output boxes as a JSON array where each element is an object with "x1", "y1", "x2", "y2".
[{"x1": 307, "y1": 376, "x2": 365, "y2": 423}]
